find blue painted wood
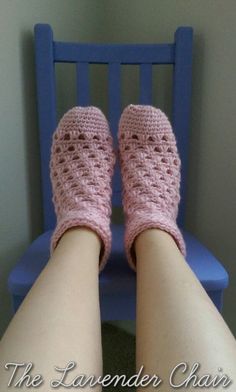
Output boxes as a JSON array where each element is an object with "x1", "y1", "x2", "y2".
[
  {"x1": 108, "y1": 63, "x2": 121, "y2": 139},
  {"x1": 207, "y1": 290, "x2": 224, "y2": 312},
  {"x1": 139, "y1": 63, "x2": 152, "y2": 104},
  {"x1": 54, "y1": 41, "x2": 174, "y2": 64},
  {"x1": 12, "y1": 295, "x2": 24, "y2": 314},
  {"x1": 76, "y1": 62, "x2": 90, "y2": 106},
  {"x1": 108, "y1": 63, "x2": 122, "y2": 205},
  {"x1": 172, "y1": 27, "x2": 193, "y2": 227},
  {"x1": 34, "y1": 24, "x2": 57, "y2": 230}
]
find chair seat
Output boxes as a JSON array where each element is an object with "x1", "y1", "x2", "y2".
[{"x1": 8, "y1": 224, "x2": 229, "y2": 319}]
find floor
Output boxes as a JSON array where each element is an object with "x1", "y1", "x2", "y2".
[{"x1": 102, "y1": 322, "x2": 135, "y2": 391}]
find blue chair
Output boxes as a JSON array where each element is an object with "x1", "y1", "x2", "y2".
[{"x1": 8, "y1": 24, "x2": 228, "y2": 319}]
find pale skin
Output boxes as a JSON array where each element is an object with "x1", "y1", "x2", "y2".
[
  {"x1": 0, "y1": 228, "x2": 102, "y2": 391},
  {"x1": 0, "y1": 227, "x2": 236, "y2": 391}
]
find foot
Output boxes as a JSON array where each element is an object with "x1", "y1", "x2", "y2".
[
  {"x1": 50, "y1": 106, "x2": 115, "y2": 271},
  {"x1": 118, "y1": 104, "x2": 186, "y2": 270}
]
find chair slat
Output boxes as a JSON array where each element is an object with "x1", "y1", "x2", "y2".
[
  {"x1": 108, "y1": 63, "x2": 121, "y2": 137},
  {"x1": 76, "y1": 62, "x2": 90, "y2": 106},
  {"x1": 34, "y1": 24, "x2": 57, "y2": 230},
  {"x1": 108, "y1": 62, "x2": 122, "y2": 205},
  {"x1": 139, "y1": 63, "x2": 152, "y2": 104},
  {"x1": 54, "y1": 42, "x2": 174, "y2": 64},
  {"x1": 172, "y1": 27, "x2": 193, "y2": 227}
]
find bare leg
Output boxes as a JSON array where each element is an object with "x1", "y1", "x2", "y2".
[
  {"x1": 0, "y1": 228, "x2": 102, "y2": 391},
  {"x1": 136, "y1": 229, "x2": 236, "y2": 391}
]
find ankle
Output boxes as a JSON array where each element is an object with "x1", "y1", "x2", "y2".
[
  {"x1": 54, "y1": 227, "x2": 101, "y2": 260},
  {"x1": 135, "y1": 228, "x2": 178, "y2": 255}
]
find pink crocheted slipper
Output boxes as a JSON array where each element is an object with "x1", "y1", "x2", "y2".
[
  {"x1": 118, "y1": 104, "x2": 186, "y2": 270},
  {"x1": 50, "y1": 106, "x2": 115, "y2": 271}
]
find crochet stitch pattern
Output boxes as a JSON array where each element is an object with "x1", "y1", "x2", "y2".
[
  {"x1": 50, "y1": 106, "x2": 115, "y2": 271},
  {"x1": 118, "y1": 104, "x2": 186, "y2": 270}
]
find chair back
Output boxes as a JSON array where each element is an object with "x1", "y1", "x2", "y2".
[{"x1": 34, "y1": 23, "x2": 193, "y2": 230}]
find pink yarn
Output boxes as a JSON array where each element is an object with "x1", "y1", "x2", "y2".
[
  {"x1": 50, "y1": 106, "x2": 115, "y2": 271},
  {"x1": 118, "y1": 104, "x2": 186, "y2": 270}
]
